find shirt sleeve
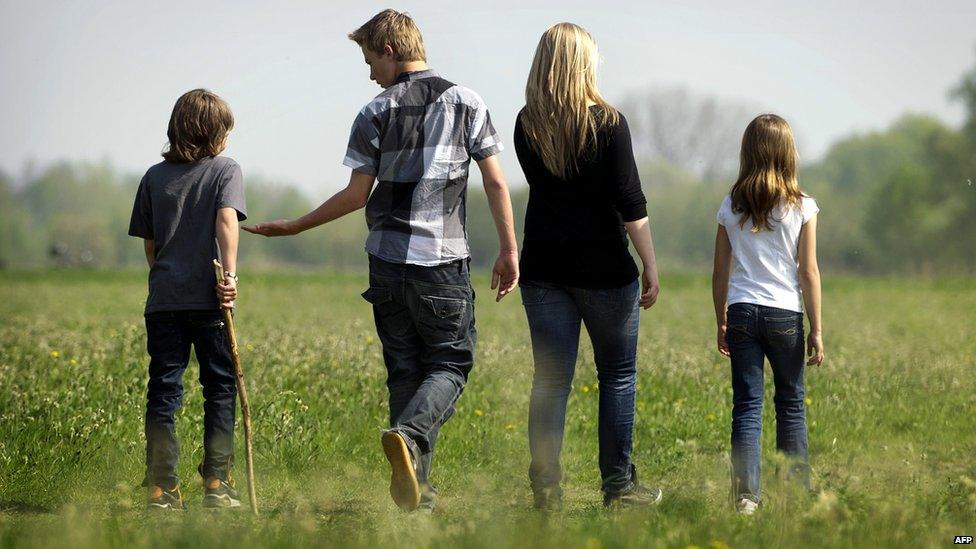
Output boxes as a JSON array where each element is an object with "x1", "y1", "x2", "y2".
[
  {"x1": 127, "y1": 174, "x2": 153, "y2": 239},
  {"x1": 716, "y1": 196, "x2": 731, "y2": 226},
  {"x1": 216, "y1": 161, "x2": 247, "y2": 221},
  {"x1": 606, "y1": 114, "x2": 647, "y2": 222},
  {"x1": 468, "y1": 94, "x2": 504, "y2": 161},
  {"x1": 342, "y1": 107, "x2": 382, "y2": 176},
  {"x1": 801, "y1": 196, "x2": 819, "y2": 223}
]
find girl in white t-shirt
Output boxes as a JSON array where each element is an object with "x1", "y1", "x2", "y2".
[{"x1": 712, "y1": 113, "x2": 824, "y2": 515}]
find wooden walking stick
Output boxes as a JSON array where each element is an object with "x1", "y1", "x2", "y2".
[{"x1": 213, "y1": 259, "x2": 259, "y2": 516}]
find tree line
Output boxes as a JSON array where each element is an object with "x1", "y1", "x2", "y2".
[{"x1": 2, "y1": 51, "x2": 974, "y2": 274}]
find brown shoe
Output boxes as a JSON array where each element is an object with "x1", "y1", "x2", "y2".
[{"x1": 381, "y1": 430, "x2": 421, "y2": 511}]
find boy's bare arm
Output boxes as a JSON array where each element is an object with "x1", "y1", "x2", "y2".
[
  {"x1": 143, "y1": 239, "x2": 155, "y2": 268},
  {"x1": 215, "y1": 207, "x2": 239, "y2": 308},
  {"x1": 712, "y1": 225, "x2": 732, "y2": 356},
  {"x1": 475, "y1": 155, "x2": 519, "y2": 301},
  {"x1": 242, "y1": 171, "x2": 375, "y2": 236}
]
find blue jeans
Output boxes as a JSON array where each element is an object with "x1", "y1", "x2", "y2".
[
  {"x1": 143, "y1": 310, "x2": 237, "y2": 488},
  {"x1": 521, "y1": 279, "x2": 640, "y2": 494},
  {"x1": 726, "y1": 303, "x2": 810, "y2": 503},
  {"x1": 361, "y1": 255, "x2": 477, "y2": 495}
]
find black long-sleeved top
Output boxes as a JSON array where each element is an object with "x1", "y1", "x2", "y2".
[{"x1": 514, "y1": 106, "x2": 648, "y2": 289}]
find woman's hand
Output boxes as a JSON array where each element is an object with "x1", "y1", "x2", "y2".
[
  {"x1": 639, "y1": 268, "x2": 660, "y2": 309},
  {"x1": 242, "y1": 219, "x2": 298, "y2": 237}
]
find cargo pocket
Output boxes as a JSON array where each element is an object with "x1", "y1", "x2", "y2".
[
  {"x1": 362, "y1": 286, "x2": 412, "y2": 338},
  {"x1": 417, "y1": 294, "x2": 468, "y2": 343}
]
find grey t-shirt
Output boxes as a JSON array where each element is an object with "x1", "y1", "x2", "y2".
[{"x1": 128, "y1": 156, "x2": 247, "y2": 314}]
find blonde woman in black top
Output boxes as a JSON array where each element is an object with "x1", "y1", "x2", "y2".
[{"x1": 514, "y1": 22, "x2": 662, "y2": 509}]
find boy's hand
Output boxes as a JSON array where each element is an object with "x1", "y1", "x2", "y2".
[
  {"x1": 216, "y1": 277, "x2": 237, "y2": 309},
  {"x1": 491, "y1": 251, "x2": 519, "y2": 302},
  {"x1": 242, "y1": 219, "x2": 298, "y2": 237}
]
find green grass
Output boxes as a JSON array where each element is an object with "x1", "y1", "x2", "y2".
[{"x1": 0, "y1": 269, "x2": 974, "y2": 548}]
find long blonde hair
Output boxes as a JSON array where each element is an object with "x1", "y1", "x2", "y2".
[
  {"x1": 730, "y1": 114, "x2": 802, "y2": 232},
  {"x1": 521, "y1": 23, "x2": 619, "y2": 179}
]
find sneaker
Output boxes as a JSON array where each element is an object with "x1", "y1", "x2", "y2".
[
  {"x1": 416, "y1": 484, "x2": 438, "y2": 514},
  {"x1": 533, "y1": 486, "x2": 563, "y2": 511},
  {"x1": 147, "y1": 485, "x2": 185, "y2": 510},
  {"x1": 203, "y1": 477, "x2": 241, "y2": 509},
  {"x1": 381, "y1": 430, "x2": 421, "y2": 511},
  {"x1": 603, "y1": 466, "x2": 663, "y2": 508},
  {"x1": 736, "y1": 497, "x2": 759, "y2": 515}
]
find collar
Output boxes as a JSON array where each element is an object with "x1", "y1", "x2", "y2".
[{"x1": 393, "y1": 69, "x2": 438, "y2": 84}]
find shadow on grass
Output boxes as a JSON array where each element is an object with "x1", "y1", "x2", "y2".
[{"x1": 0, "y1": 500, "x2": 54, "y2": 514}]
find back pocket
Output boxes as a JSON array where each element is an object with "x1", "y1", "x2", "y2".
[{"x1": 765, "y1": 315, "x2": 802, "y2": 350}]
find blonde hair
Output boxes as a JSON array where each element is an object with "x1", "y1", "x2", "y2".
[
  {"x1": 348, "y1": 9, "x2": 426, "y2": 62},
  {"x1": 521, "y1": 22, "x2": 619, "y2": 179},
  {"x1": 730, "y1": 114, "x2": 803, "y2": 232},
  {"x1": 162, "y1": 89, "x2": 234, "y2": 163}
]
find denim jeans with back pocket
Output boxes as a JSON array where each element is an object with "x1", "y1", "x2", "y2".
[
  {"x1": 520, "y1": 279, "x2": 641, "y2": 495},
  {"x1": 361, "y1": 255, "x2": 476, "y2": 497},
  {"x1": 726, "y1": 302, "x2": 810, "y2": 503},
  {"x1": 143, "y1": 310, "x2": 237, "y2": 489}
]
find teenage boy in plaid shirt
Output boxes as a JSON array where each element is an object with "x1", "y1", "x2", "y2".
[{"x1": 244, "y1": 10, "x2": 519, "y2": 512}]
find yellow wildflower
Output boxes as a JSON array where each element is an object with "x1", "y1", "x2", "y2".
[
  {"x1": 50, "y1": 351, "x2": 59, "y2": 359},
  {"x1": 804, "y1": 397, "x2": 813, "y2": 406},
  {"x1": 474, "y1": 409, "x2": 484, "y2": 417}
]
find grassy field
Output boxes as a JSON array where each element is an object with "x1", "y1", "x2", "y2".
[{"x1": 0, "y1": 269, "x2": 973, "y2": 548}]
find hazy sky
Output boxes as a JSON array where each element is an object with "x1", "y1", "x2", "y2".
[{"x1": 2, "y1": 0, "x2": 974, "y2": 198}]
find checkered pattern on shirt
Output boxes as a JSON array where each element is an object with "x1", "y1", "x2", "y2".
[{"x1": 342, "y1": 70, "x2": 503, "y2": 266}]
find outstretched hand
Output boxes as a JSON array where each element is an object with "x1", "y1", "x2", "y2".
[
  {"x1": 491, "y1": 251, "x2": 519, "y2": 302},
  {"x1": 242, "y1": 219, "x2": 298, "y2": 237}
]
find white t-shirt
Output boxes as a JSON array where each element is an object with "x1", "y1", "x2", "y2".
[{"x1": 716, "y1": 194, "x2": 819, "y2": 313}]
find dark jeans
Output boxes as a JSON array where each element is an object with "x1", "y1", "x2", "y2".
[
  {"x1": 520, "y1": 279, "x2": 640, "y2": 494},
  {"x1": 726, "y1": 303, "x2": 810, "y2": 503},
  {"x1": 143, "y1": 310, "x2": 237, "y2": 489},
  {"x1": 361, "y1": 255, "x2": 476, "y2": 494}
]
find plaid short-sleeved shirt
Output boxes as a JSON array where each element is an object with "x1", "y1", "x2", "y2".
[{"x1": 343, "y1": 69, "x2": 503, "y2": 266}]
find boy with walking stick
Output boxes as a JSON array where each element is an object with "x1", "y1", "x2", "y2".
[{"x1": 128, "y1": 89, "x2": 248, "y2": 510}]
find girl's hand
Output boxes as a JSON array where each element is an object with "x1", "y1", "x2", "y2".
[
  {"x1": 807, "y1": 331, "x2": 825, "y2": 366},
  {"x1": 717, "y1": 325, "x2": 730, "y2": 357},
  {"x1": 242, "y1": 219, "x2": 298, "y2": 237},
  {"x1": 639, "y1": 269, "x2": 660, "y2": 309}
]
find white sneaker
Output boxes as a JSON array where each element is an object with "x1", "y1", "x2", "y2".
[{"x1": 736, "y1": 498, "x2": 759, "y2": 515}]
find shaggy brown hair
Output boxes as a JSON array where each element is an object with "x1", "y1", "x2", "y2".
[{"x1": 162, "y1": 89, "x2": 234, "y2": 163}]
